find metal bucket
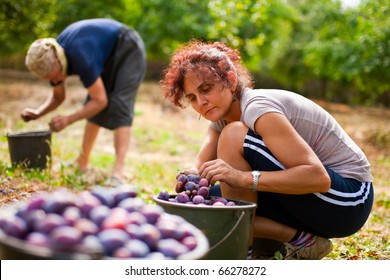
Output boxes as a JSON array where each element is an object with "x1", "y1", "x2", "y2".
[
  {"x1": 208, "y1": 184, "x2": 285, "y2": 258},
  {"x1": 6, "y1": 130, "x2": 52, "y2": 169},
  {"x1": 154, "y1": 196, "x2": 257, "y2": 260}
]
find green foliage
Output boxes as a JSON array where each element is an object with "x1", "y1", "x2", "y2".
[
  {"x1": 350, "y1": 0, "x2": 390, "y2": 103},
  {"x1": 271, "y1": 0, "x2": 390, "y2": 105},
  {"x1": 207, "y1": 0, "x2": 295, "y2": 72},
  {"x1": 0, "y1": 0, "x2": 57, "y2": 55},
  {"x1": 0, "y1": 0, "x2": 389, "y2": 106},
  {"x1": 133, "y1": 0, "x2": 212, "y2": 60},
  {"x1": 50, "y1": 0, "x2": 127, "y2": 34}
]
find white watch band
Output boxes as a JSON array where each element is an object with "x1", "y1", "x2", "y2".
[{"x1": 251, "y1": 170, "x2": 261, "y2": 192}]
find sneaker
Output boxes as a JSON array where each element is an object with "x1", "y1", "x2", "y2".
[{"x1": 284, "y1": 236, "x2": 333, "y2": 260}]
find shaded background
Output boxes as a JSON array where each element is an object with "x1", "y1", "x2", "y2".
[{"x1": 0, "y1": 0, "x2": 389, "y2": 107}]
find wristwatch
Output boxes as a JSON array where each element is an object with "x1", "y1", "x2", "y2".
[{"x1": 251, "y1": 170, "x2": 261, "y2": 192}]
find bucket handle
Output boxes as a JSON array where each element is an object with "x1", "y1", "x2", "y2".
[{"x1": 208, "y1": 211, "x2": 245, "y2": 252}]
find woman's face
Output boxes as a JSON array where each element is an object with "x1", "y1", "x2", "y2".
[{"x1": 183, "y1": 70, "x2": 237, "y2": 122}]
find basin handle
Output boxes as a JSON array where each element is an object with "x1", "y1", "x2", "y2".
[{"x1": 208, "y1": 211, "x2": 245, "y2": 252}]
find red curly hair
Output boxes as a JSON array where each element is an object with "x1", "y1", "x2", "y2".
[{"x1": 160, "y1": 40, "x2": 254, "y2": 108}]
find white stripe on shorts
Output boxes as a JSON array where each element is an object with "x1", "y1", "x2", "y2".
[
  {"x1": 314, "y1": 182, "x2": 371, "y2": 206},
  {"x1": 243, "y1": 142, "x2": 286, "y2": 170}
]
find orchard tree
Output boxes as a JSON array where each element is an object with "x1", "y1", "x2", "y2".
[
  {"x1": 132, "y1": 0, "x2": 212, "y2": 61},
  {"x1": 206, "y1": 0, "x2": 294, "y2": 74},
  {"x1": 0, "y1": 0, "x2": 56, "y2": 55},
  {"x1": 350, "y1": 0, "x2": 390, "y2": 105},
  {"x1": 51, "y1": 0, "x2": 127, "y2": 34},
  {"x1": 268, "y1": 0, "x2": 389, "y2": 105}
]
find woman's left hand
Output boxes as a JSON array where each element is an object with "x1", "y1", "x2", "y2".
[{"x1": 199, "y1": 159, "x2": 246, "y2": 188}]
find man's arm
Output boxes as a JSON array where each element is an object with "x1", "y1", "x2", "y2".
[{"x1": 49, "y1": 77, "x2": 108, "y2": 131}]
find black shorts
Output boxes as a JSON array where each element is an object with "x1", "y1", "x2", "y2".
[
  {"x1": 87, "y1": 25, "x2": 146, "y2": 130},
  {"x1": 243, "y1": 129, "x2": 374, "y2": 238}
]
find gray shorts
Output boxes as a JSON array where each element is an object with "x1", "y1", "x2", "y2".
[{"x1": 87, "y1": 25, "x2": 146, "y2": 130}]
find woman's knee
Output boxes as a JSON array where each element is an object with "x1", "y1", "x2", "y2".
[{"x1": 219, "y1": 121, "x2": 249, "y2": 147}]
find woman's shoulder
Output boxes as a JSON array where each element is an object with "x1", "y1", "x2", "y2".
[
  {"x1": 243, "y1": 88, "x2": 313, "y2": 106},
  {"x1": 244, "y1": 88, "x2": 298, "y2": 96},
  {"x1": 241, "y1": 88, "x2": 284, "y2": 105}
]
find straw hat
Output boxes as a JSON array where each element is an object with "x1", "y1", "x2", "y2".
[{"x1": 25, "y1": 38, "x2": 68, "y2": 78}]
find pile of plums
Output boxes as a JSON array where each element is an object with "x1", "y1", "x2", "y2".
[
  {"x1": 0, "y1": 185, "x2": 204, "y2": 259},
  {"x1": 157, "y1": 174, "x2": 236, "y2": 206}
]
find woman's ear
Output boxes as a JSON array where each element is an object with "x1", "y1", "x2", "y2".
[{"x1": 227, "y1": 70, "x2": 238, "y2": 91}]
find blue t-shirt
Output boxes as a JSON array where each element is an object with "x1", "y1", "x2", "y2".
[{"x1": 57, "y1": 18, "x2": 122, "y2": 88}]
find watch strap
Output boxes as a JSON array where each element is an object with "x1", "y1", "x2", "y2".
[{"x1": 251, "y1": 170, "x2": 261, "y2": 192}]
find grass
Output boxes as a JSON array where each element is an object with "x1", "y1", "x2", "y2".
[{"x1": 0, "y1": 73, "x2": 389, "y2": 260}]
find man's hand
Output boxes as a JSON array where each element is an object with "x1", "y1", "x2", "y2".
[
  {"x1": 49, "y1": 115, "x2": 71, "y2": 132},
  {"x1": 21, "y1": 108, "x2": 40, "y2": 122}
]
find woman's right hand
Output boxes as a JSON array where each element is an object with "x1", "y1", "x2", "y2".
[{"x1": 21, "y1": 108, "x2": 40, "y2": 122}]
